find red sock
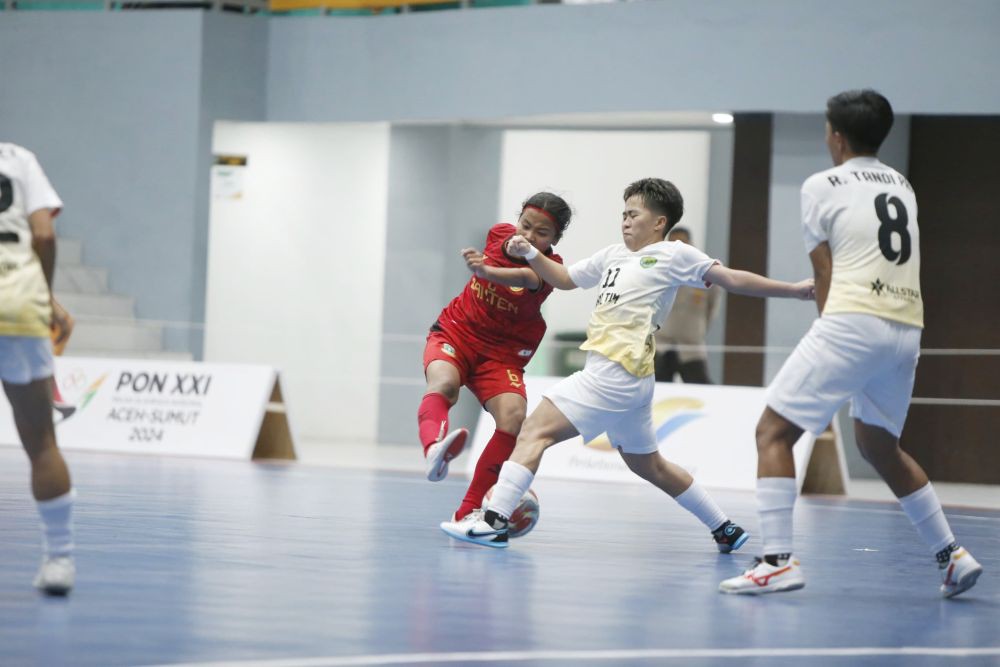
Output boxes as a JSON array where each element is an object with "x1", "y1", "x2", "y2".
[
  {"x1": 454, "y1": 429, "x2": 516, "y2": 520},
  {"x1": 418, "y1": 392, "x2": 451, "y2": 453}
]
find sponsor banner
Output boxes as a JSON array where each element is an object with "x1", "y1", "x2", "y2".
[
  {"x1": 468, "y1": 376, "x2": 816, "y2": 491},
  {"x1": 0, "y1": 357, "x2": 277, "y2": 460}
]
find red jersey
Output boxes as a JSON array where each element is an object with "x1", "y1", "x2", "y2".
[{"x1": 433, "y1": 223, "x2": 563, "y2": 367}]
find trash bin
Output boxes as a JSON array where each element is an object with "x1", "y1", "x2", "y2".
[{"x1": 552, "y1": 331, "x2": 588, "y2": 376}]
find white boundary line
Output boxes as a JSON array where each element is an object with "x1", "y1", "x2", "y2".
[
  {"x1": 804, "y1": 504, "x2": 1000, "y2": 522},
  {"x1": 142, "y1": 646, "x2": 1000, "y2": 667}
]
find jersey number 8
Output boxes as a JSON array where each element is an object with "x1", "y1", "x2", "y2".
[{"x1": 874, "y1": 193, "x2": 911, "y2": 265}]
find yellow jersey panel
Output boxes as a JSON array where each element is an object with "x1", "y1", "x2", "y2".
[
  {"x1": 0, "y1": 143, "x2": 62, "y2": 338},
  {"x1": 568, "y1": 241, "x2": 717, "y2": 377}
]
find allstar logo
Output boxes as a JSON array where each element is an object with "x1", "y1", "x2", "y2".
[{"x1": 870, "y1": 278, "x2": 886, "y2": 296}]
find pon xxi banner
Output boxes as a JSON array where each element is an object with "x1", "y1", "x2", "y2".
[{"x1": 0, "y1": 357, "x2": 277, "y2": 460}]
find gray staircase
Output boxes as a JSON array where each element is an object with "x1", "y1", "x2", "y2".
[{"x1": 53, "y1": 237, "x2": 192, "y2": 361}]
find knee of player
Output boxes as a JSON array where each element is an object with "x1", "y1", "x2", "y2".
[
  {"x1": 856, "y1": 438, "x2": 900, "y2": 466},
  {"x1": 494, "y1": 408, "x2": 527, "y2": 434},
  {"x1": 755, "y1": 413, "x2": 795, "y2": 452},
  {"x1": 426, "y1": 382, "x2": 460, "y2": 404}
]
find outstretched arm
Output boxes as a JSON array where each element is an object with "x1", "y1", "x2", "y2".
[
  {"x1": 704, "y1": 264, "x2": 814, "y2": 300},
  {"x1": 462, "y1": 248, "x2": 541, "y2": 289},
  {"x1": 28, "y1": 208, "x2": 56, "y2": 290},
  {"x1": 507, "y1": 235, "x2": 578, "y2": 291}
]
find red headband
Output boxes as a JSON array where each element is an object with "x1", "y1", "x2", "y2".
[{"x1": 523, "y1": 204, "x2": 556, "y2": 224}]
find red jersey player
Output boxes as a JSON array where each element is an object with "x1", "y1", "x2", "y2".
[{"x1": 418, "y1": 192, "x2": 572, "y2": 522}]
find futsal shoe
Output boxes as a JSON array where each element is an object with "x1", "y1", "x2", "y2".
[
  {"x1": 940, "y1": 547, "x2": 983, "y2": 599},
  {"x1": 53, "y1": 401, "x2": 76, "y2": 422},
  {"x1": 34, "y1": 556, "x2": 75, "y2": 596},
  {"x1": 719, "y1": 557, "x2": 805, "y2": 595},
  {"x1": 440, "y1": 509, "x2": 509, "y2": 548},
  {"x1": 425, "y1": 427, "x2": 468, "y2": 482},
  {"x1": 712, "y1": 521, "x2": 750, "y2": 553}
]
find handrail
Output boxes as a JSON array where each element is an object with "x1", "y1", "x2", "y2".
[{"x1": 2, "y1": 0, "x2": 530, "y2": 10}]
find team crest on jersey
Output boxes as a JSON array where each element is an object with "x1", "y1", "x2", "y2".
[
  {"x1": 441, "y1": 343, "x2": 457, "y2": 357},
  {"x1": 640, "y1": 256, "x2": 658, "y2": 268}
]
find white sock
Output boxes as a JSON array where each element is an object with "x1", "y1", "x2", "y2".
[
  {"x1": 674, "y1": 481, "x2": 727, "y2": 531},
  {"x1": 757, "y1": 477, "x2": 796, "y2": 556},
  {"x1": 898, "y1": 483, "x2": 955, "y2": 555},
  {"x1": 487, "y1": 461, "x2": 534, "y2": 520},
  {"x1": 37, "y1": 489, "x2": 75, "y2": 558}
]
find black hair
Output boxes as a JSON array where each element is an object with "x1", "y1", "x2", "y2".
[
  {"x1": 521, "y1": 192, "x2": 572, "y2": 242},
  {"x1": 668, "y1": 226, "x2": 691, "y2": 240},
  {"x1": 826, "y1": 89, "x2": 894, "y2": 154},
  {"x1": 623, "y1": 178, "x2": 684, "y2": 238}
]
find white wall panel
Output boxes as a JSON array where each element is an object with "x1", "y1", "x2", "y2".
[
  {"x1": 499, "y1": 129, "x2": 710, "y2": 340},
  {"x1": 207, "y1": 122, "x2": 390, "y2": 442}
]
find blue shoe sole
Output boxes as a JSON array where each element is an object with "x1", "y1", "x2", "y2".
[{"x1": 718, "y1": 531, "x2": 750, "y2": 554}]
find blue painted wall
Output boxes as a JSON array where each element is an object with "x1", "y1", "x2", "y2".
[
  {"x1": 2, "y1": 1, "x2": 998, "y2": 362},
  {"x1": 0, "y1": 13, "x2": 266, "y2": 355},
  {"x1": 266, "y1": 0, "x2": 1000, "y2": 121}
]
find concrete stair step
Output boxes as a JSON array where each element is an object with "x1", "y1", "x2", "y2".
[
  {"x1": 54, "y1": 292, "x2": 135, "y2": 319},
  {"x1": 56, "y1": 237, "x2": 83, "y2": 265},
  {"x1": 53, "y1": 264, "x2": 109, "y2": 294},
  {"x1": 64, "y1": 319, "x2": 164, "y2": 353},
  {"x1": 61, "y1": 349, "x2": 194, "y2": 362}
]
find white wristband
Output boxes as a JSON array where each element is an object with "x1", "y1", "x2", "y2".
[{"x1": 523, "y1": 245, "x2": 539, "y2": 261}]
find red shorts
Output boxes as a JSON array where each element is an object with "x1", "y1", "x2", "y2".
[{"x1": 423, "y1": 330, "x2": 527, "y2": 404}]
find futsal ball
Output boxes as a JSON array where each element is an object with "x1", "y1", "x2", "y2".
[{"x1": 483, "y1": 485, "x2": 540, "y2": 539}]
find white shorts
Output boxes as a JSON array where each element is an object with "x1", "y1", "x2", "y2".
[
  {"x1": 0, "y1": 336, "x2": 54, "y2": 385},
  {"x1": 544, "y1": 352, "x2": 658, "y2": 454},
  {"x1": 766, "y1": 313, "x2": 921, "y2": 437}
]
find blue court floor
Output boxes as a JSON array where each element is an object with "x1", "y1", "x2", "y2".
[{"x1": 0, "y1": 447, "x2": 997, "y2": 667}]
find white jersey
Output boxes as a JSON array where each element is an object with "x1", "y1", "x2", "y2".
[
  {"x1": 0, "y1": 143, "x2": 62, "y2": 338},
  {"x1": 801, "y1": 156, "x2": 923, "y2": 328},
  {"x1": 568, "y1": 240, "x2": 717, "y2": 377}
]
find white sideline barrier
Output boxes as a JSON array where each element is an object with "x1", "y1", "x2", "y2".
[
  {"x1": 0, "y1": 357, "x2": 295, "y2": 460},
  {"x1": 468, "y1": 376, "x2": 846, "y2": 492}
]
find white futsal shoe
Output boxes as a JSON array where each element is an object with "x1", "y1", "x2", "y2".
[
  {"x1": 34, "y1": 556, "x2": 75, "y2": 596},
  {"x1": 440, "y1": 509, "x2": 509, "y2": 548},
  {"x1": 425, "y1": 427, "x2": 468, "y2": 482},
  {"x1": 940, "y1": 547, "x2": 983, "y2": 599},
  {"x1": 719, "y1": 557, "x2": 805, "y2": 595}
]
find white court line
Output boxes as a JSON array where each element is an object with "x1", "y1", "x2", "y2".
[
  {"x1": 805, "y1": 504, "x2": 1000, "y2": 522},
  {"x1": 142, "y1": 646, "x2": 1000, "y2": 667}
]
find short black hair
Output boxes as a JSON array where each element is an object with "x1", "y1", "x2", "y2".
[
  {"x1": 826, "y1": 89, "x2": 894, "y2": 154},
  {"x1": 521, "y1": 192, "x2": 572, "y2": 242},
  {"x1": 667, "y1": 226, "x2": 691, "y2": 241},
  {"x1": 623, "y1": 178, "x2": 684, "y2": 238}
]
